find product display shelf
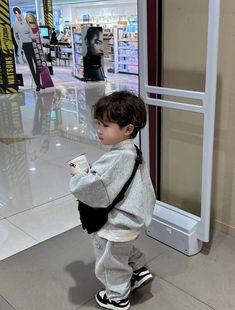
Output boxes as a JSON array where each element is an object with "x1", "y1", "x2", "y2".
[
  {"x1": 59, "y1": 46, "x2": 73, "y2": 66},
  {"x1": 72, "y1": 31, "x2": 84, "y2": 79},
  {"x1": 102, "y1": 29, "x2": 113, "y2": 61},
  {"x1": 106, "y1": 27, "x2": 118, "y2": 74},
  {"x1": 118, "y1": 39, "x2": 138, "y2": 75}
]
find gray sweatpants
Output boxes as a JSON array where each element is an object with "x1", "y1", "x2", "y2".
[{"x1": 92, "y1": 233, "x2": 146, "y2": 301}]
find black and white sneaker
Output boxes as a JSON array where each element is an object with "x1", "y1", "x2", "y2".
[
  {"x1": 131, "y1": 266, "x2": 153, "y2": 292},
  {"x1": 95, "y1": 290, "x2": 130, "y2": 310}
]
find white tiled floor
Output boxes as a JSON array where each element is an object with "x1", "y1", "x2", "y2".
[
  {"x1": 0, "y1": 64, "x2": 138, "y2": 261},
  {"x1": 7, "y1": 195, "x2": 80, "y2": 243},
  {"x1": 0, "y1": 219, "x2": 38, "y2": 261}
]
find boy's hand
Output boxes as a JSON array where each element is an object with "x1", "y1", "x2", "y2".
[
  {"x1": 70, "y1": 167, "x2": 77, "y2": 176},
  {"x1": 70, "y1": 167, "x2": 90, "y2": 176},
  {"x1": 84, "y1": 167, "x2": 90, "y2": 173}
]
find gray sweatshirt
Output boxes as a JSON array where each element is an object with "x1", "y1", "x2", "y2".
[{"x1": 69, "y1": 139, "x2": 156, "y2": 241}]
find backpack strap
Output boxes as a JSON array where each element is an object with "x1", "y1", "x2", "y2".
[{"x1": 107, "y1": 145, "x2": 142, "y2": 211}]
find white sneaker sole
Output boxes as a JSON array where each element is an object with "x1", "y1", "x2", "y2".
[
  {"x1": 95, "y1": 295, "x2": 130, "y2": 310},
  {"x1": 131, "y1": 273, "x2": 153, "y2": 292}
]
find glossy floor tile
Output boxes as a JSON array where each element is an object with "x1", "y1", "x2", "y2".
[
  {"x1": 0, "y1": 219, "x2": 37, "y2": 261},
  {"x1": 0, "y1": 67, "x2": 138, "y2": 260},
  {"x1": 0, "y1": 296, "x2": 15, "y2": 310},
  {"x1": 148, "y1": 230, "x2": 235, "y2": 310},
  {"x1": 8, "y1": 194, "x2": 80, "y2": 243}
]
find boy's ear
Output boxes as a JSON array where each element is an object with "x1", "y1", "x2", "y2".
[{"x1": 125, "y1": 124, "x2": 134, "y2": 137}]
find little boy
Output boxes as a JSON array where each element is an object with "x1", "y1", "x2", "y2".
[{"x1": 69, "y1": 90, "x2": 156, "y2": 310}]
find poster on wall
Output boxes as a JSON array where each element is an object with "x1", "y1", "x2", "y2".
[
  {"x1": 82, "y1": 26, "x2": 105, "y2": 81},
  {"x1": 0, "y1": 1, "x2": 18, "y2": 93},
  {"x1": 12, "y1": 7, "x2": 54, "y2": 91}
]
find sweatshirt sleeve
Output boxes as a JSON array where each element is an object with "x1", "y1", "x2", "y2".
[
  {"x1": 69, "y1": 171, "x2": 110, "y2": 208},
  {"x1": 69, "y1": 148, "x2": 135, "y2": 208}
]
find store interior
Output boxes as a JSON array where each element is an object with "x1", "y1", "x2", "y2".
[{"x1": 11, "y1": 0, "x2": 139, "y2": 85}]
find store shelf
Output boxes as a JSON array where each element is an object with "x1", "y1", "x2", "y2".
[
  {"x1": 72, "y1": 31, "x2": 84, "y2": 79},
  {"x1": 118, "y1": 39, "x2": 138, "y2": 42},
  {"x1": 117, "y1": 23, "x2": 138, "y2": 75},
  {"x1": 118, "y1": 62, "x2": 138, "y2": 65},
  {"x1": 118, "y1": 47, "x2": 138, "y2": 50},
  {"x1": 105, "y1": 27, "x2": 119, "y2": 73}
]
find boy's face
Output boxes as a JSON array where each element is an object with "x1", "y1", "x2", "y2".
[{"x1": 96, "y1": 120, "x2": 133, "y2": 145}]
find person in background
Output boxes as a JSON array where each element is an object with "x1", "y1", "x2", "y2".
[
  {"x1": 12, "y1": 7, "x2": 44, "y2": 92},
  {"x1": 50, "y1": 27, "x2": 58, "y2": 44},
  {"x1": 59, "y1": 28, "x2": 71, "y2": 44},
  {"x1": 69, "y1": 90, "x2": 156, "y2": 310},
  {"x1": 57, "y1": 31, "x2": 64, "y2": 41}
]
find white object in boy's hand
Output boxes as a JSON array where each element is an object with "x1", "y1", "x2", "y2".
[{"x1": 68, "y1": 154, "x2": 90, "y2": 175}]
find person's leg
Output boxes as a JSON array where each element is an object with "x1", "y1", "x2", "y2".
[
  {"x1": 93, "y1": 234, "x2": 133, "y2": 300},
  {"x1": 22, "y1": 43, "x2": 41, "y2": 88},
  {"x1": 29, "y1": 44, "x2": 41, "y2": 87},
  {"x1": 15, "y1": 44, "x2": 18, "y2": 56},
  {"x1": 128, "y1": 245, "x2": 153, "y2": 291},
  {"x1": 128, "y1": 245, "x2": 146, "y2": 271}
]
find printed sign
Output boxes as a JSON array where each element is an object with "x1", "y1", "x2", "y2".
[
  {"x1": 0, "y1": 1, "x2": 18, "y2": 94},
  {"x1": 25, "y1": 12, "x2": 54, "y2": 88},
  {"x1": 12, "y1": 7, "x2": 54, "y2": 90},
  {"x1": 82, "y1": 26, "x2": 105, "y2": 81}
]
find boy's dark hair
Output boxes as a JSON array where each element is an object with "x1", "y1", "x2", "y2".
[
  {"x1": 93, "y1": 90, "x2": 147, "y2": 138},
  {"x1": 13, "y1": 7, "x2": 21, "y2": 15}
]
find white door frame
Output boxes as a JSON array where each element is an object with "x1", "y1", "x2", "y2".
[{"x1": 138, "y1": 0, "x2": 220, "y2": 255}]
